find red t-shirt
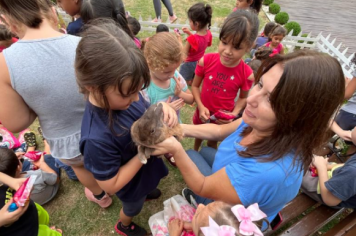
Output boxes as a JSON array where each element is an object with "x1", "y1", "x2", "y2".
[
  {"x1": 186, "y1": 30, "x2": 212, "y2": 62},
  {"x1": 265, "y1": 42, "x2": 283, "y2": 56},
  {"x1": 195, "y1": 53, "x2": 253, "y2": 113}
]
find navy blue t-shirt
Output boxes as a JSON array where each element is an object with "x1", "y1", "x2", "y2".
[
  {"x1": 255, "y1": 36, "x2": 268, "y2": 48},
  {"x1": 80, "y1": 94, "x2": 168, "y2": 201},
  {"x1": 325, "y1": 155, "x2": 356, "y2": 208},
  {"x1": 67, "y1": 18, "x2": 83, "y2": 36}
]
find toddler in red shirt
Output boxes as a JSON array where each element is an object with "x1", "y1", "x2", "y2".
[
  {"x1": 191, "y1": 10, "x2": 258, "y2": 150},
  {"x1": 179, "y1": 3, "x2": 213, "y2": 86}
]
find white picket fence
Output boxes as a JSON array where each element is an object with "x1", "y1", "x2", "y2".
[
  {"x1": 283, "y1": 30, "x2": 354, "y2": 78},
  {"x1": 139, "y1": 17, "x2": 354, "y2": 78}
]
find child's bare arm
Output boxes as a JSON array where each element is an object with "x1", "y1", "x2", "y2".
[
  {"x1": 313, "y1": 156, "x2": 342, "y2": 206},
  {"x1": 33, "y1": 154, "x2": 57, "y2": 175},
  {"x1": 232, "y1": 90, "x2": 249, "y2": 116},
  {"x1": 177, "y1": 89, "x2": 194, "y2": 104},
  {"x1": 182, "y1": 41, "x2": 191, "y2": 59},
  {"x1": 173, "y1": 75, "x2": 194, "y2": 104},
  {"x1": 97, "y1": 154, "x2": 143, "y2": 195},
  {"x1": 192, "y1": 58, "x2": 210, "y2": 122},
  {"x1": 0, "y1": 173, "x2": 26, "y2": 191}
]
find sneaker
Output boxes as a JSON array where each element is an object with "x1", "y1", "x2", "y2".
[
  {"x1": 152, "y1": 17, "x2": 161, "y2": 23},
  {"x1": 115, "y1": 220, "x2": 147, "y2": 236},
  {"x1": 84, "y1": 188, "x2": 112, "y2": 208},
  {"x1": 145, "y1": 188, "x2": 161, "y2": 201},
  {"x1": 169, "y1": 14, "x2": 178, "y2": 24},
  {"x1": 182, "y1": 188, "x2": 198, "y2": 208}
]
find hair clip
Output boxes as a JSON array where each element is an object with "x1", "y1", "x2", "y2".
[
  {"x1": 200, "y1": 203, "x2": 267, "y2": 236},
  {"x1": 231, "y1": 203, "x2": 267, "y2": 236}
]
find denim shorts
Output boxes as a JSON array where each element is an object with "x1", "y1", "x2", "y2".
[{"x1": 179, "y1": 61, "x2": 198, "y2": 81}]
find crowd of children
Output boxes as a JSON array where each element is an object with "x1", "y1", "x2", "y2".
[{"x1": 0, "y1": 0, "x2": 355, "y2": 236}]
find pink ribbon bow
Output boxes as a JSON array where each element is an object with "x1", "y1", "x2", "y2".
[
  {"x1": 231, "y1": 203, "x2": 267, "y2": 236},
  {"x1": 200, "y1": 203, "x2": 266, "y2": 236},
  {"x1": 200, "y1": 217, "x2": 236, "y2": 236}
]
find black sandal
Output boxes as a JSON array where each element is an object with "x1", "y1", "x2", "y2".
[{"x1": 24, "y1": 131, "x2": 36, "y2": 147}]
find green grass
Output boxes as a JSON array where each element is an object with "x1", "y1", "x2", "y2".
[{"x1": 28, "y1": 1, "x2": 268, "y2": 235}]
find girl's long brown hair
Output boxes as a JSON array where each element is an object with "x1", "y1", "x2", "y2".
[
  {"x1": 240, "y1": 50, "x2": 345, "y2": 172},
  {"x1": 0, "y1": 0, "x2": 53, "y2": 28},
  {"x1": 75, "y1": 19, "x2": 150, "y2": 131}
]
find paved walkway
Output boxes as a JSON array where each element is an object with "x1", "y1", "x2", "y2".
[{"x1": 276, "y1": 0, "x2": 355, "y2": 57}]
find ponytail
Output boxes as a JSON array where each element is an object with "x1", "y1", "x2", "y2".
[
  {"x1": 188, "y1": 2, "x2": 214, "y2": 30},
  {"x1": 249, "y1": 0, "x2": 263, "y2": 13},
  {"x1": 205, "y1": 4, "x2": 213, "y2": 29}
]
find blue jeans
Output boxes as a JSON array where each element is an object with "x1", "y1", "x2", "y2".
[
  {"x1": 186, "y1": 147, "x2": 217, "y2": 205},
  {"x1": 55, "y1": 159, "x2": 78, "y2": 181}
]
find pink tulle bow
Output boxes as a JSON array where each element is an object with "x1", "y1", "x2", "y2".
[{"x1": 231, "y1": 203, "x2": 267, "y2": 236}]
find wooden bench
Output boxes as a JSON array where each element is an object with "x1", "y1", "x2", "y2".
[{"x1": 264, "y1": 143, "x2": 356, "y2": 236}]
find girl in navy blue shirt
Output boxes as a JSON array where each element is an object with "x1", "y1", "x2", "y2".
[{"x1": 75, "y1": 20, "x2": 177, "y2": 236}]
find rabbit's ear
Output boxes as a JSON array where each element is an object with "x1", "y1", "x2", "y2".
[{"x1": 154, "y1": 103, "x2": 164, "y2": 117}]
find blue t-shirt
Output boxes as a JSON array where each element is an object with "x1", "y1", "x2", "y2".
[
  {"x1": 79, "y1": 94, "x2": 169, "y2": 201},
  {"x1": 325, "y1": 154, "x2": 356, "y2": 208},
  {"x1": 212, "y1": 121, "x2": 303, "y2": 223},
  {"x1": 67, "y1": 18, "x2": 83, "y2": 36},
  {"x1": 255, "y1": 36, "x2": 268, "y2": 48}
]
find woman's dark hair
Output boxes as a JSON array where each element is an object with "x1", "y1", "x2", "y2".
[
  {"x1": 127, "y1": 16, "x2": 141, "y2": 36},
  {"x1": 80, "y1": 0, "x2": 134, "y2": 39},
  {"x1": 249, "y1": 0, "x2": 263, "y2": 13},
  {"x1": 75, "y1": 19, "x2": 150, "y2": 130},
  {"x1": 268, "y1": 24, "x2": 287, "y2": 40},
  {"x1": 0, "y1": 0, "x2": 53, "y2": 28},
  {"x1": 0, "y1": 24, "x2": 12, "y2": 41},
  {"x1": 220, "y1": 10, "x2": 259, "y2": 49},
  {"x1": 187, "y1": 3, "x2": 213, "y2": 30},
  {"x1": 0, "y1": 148, "x2": 19, "y2": 177},
  {"x1": 254, "y1": 46, "x2": 273, "y2": 60},
  {"x1": 156, "y1": 24, "x2": 169, "y2": 33},
  {"x1": 240, "y1": 50, "x2": 345, "y2": 172},
  {"x1": 263, "y1": 22, "x2": 276, "y2": 37}
]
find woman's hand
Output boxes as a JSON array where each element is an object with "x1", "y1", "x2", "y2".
[
  {"x1": 312, "y1": 156, "x2": 328, "y2": 170},
  {"x1": 159, "y1": 102, "x2": 178, "y2": 127},
  {"x1": 168, "y1": 219, "x2": 184, "y2": 236},
  {"x1": 0, "y1": 199, "x2": 29, "y2": 227},
  {"x1": 150, "y1": 136, "x2": 182, "y2": 156},
  {"x1": 166, "y1": 97, "x2": 184, "y2": 111},
  {"x1": 198, "y1": 106, "x2": 210, "y2": 123}
]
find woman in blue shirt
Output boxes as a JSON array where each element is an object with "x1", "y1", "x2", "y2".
[{"x1": 152, "y1": 50, "x2": 346, "y2": 226}]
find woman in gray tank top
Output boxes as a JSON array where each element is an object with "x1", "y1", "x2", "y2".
[{"x1": 0, "y1": 0, "x2": 112, "y2": 208}]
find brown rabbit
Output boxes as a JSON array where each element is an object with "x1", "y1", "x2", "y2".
[{"x1": 131, "y1": 103, "x2": 183, "y2": 164}]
